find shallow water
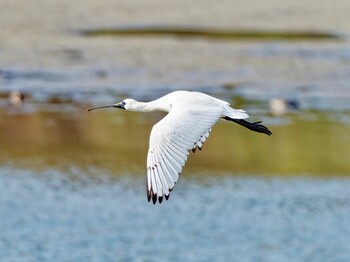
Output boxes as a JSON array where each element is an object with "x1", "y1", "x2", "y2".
[
  {"x1": 1, "y1": 168, "x2": 350, "y2": 262},
  {"x1": 1, "y1": 108, "x2": 350, "y2": 176},
  {"x1": 1, "y1": 2, "x2": 350, "y2": 261},
  {"x1": 1, "y1": 105, "x2": 350, "y2": 261}
]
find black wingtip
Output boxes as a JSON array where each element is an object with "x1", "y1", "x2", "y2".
[
  {"x1": 147, "y1": 189, "x2": 173, "y2": 204},
  {"x1": 152, "y1": 194, "x2": 157, "y2": 204}
]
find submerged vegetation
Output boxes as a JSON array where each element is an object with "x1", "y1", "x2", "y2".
[{"x1": 79, "y1": 26, "x2": 342, "y2": 41}]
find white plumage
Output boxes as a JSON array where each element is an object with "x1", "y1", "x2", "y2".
[{"x1": 88, "y1": 91, "x2": 272, "y2": 204}]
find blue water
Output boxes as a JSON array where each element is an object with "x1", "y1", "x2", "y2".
[{"x1": 1, "y1": 167, "x2": 350, "y2": 262}]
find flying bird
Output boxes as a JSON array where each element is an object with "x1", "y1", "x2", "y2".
[{"x1": 88, "y1": 91, "x2": 272, "y2": 204}]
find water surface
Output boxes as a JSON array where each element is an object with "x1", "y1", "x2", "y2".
[
  {"x1": 1, "y1": 168, "x2": 350, "y2": 262},
  {"x1": 1, "y1": 108, "x2": 349, "y2": 176}
]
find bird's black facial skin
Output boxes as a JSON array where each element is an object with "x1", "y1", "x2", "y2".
[{"x1": 114, "y1": 101, "x2": 126, "y2": 110}]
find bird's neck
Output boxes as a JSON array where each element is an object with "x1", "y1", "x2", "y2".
[{"x1": 133, "y1": 100, "x2": 171, "y2": 112}]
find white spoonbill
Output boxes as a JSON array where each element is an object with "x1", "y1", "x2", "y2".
[{"x1": 88, "y1": 90, "x2": 272, "y2": 204}]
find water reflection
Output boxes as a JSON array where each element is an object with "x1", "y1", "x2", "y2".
[{"x1": 0, "y1": 108, "x2": 349, "y2": 176}]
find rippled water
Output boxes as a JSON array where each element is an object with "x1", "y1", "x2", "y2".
[{"x1": 1, "y1": 168, "x2": 350, "y2": 262}]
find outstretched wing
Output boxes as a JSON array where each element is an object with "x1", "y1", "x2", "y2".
[{"x1": 146, "y1": 106, "x2": 222, "y2": 204}]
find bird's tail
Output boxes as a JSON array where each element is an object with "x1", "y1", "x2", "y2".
[{"x1": 224, "y1": 107, "x2": 249, "y2": 119}]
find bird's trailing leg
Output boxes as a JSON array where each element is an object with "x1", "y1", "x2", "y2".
[{"x1": 223, "y1": 116, "x2": 272, "y2": 136}]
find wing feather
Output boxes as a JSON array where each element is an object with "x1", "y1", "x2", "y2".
[
  {"x1": 162, "y1": 138, "x2": 188, "y2": 164},
  {"x1": 175, "y1": 133, "x2": 199, "y2": 147},
  {"x1": 150, "y1": 167, "x2": 158, "y2": 202},
  {"x1": 159, "y1": 162, "x2": 174, "y2": 191},
  {"x1": 156, "y1": 146, "x2": 175, "y2": 188},
  {"x1": 152, "y1": 151, "x2": 166, "y2": 199},
  {"x1": 158, "y1": 143, "x2": 183, "y2": 174},
  {"x1": 153, "y1": 150, "x2": 170, "y2": 196},
  {"x1": 146, "y1": 168, "x2": 152, "y2": 201},
  {"x1": 158, "y1": 144, "x2": 179, "y2": 182},
  {"x1": 153, "y1": 167, "x2": 163, "y2": 198},
  {"x1": 146, "y1": 105, "x2": 222, "y2": 203},
  {"x1": 171, "y1": 138, "x2": 191, "y2": 152}
]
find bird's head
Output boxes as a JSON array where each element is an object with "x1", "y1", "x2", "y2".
[{"x1": 87, "y1": 99, "x2": 139, "y2": 112}]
